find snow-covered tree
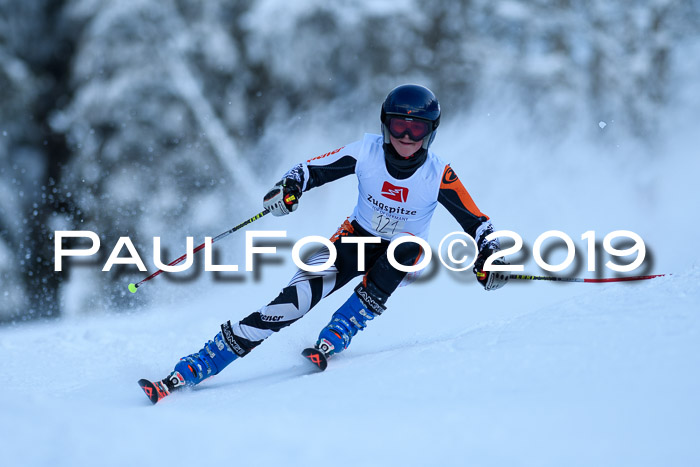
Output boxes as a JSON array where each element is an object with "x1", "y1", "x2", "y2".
[{"x1": 0, "y1": 0, "x2": 75, "y2": 321}]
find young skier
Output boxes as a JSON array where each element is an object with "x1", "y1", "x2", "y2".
[{"x1": 139, "y1": 84, "x2": 509, "y2": 403}]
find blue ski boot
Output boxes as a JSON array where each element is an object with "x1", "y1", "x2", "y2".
[
  {"x1": 139, "y1": 330, "x2": 241, "y2": 403},
  {"x1": 316, "y1": 283, "x2": 388, "y2": 356},
  {"x1": 173, "y1": 331, "x2": 239, "y2": 386}
]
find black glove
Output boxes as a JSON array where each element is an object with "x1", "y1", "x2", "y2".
[
  {"x1": 263, "y1": 179, "x2": 302, "y2": 216},
  {"x1": 473, "y1": 248, "x2": 509, "y2": 291}
]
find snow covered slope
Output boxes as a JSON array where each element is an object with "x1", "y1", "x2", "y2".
[
  {"x1": 3, "y1": 66, "x2": 699, "y2": 466},
  {"x1": 2, "y1": 267, "x2": 698, "y2": 467}
]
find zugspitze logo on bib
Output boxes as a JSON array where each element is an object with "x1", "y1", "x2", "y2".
[{"x1": 381, "y1": 181, "x2": 409, "y2": 202}]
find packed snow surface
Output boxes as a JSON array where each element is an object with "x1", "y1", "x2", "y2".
[{"x1": 2, "y1": 267, "x2": 698, "y2": 466}]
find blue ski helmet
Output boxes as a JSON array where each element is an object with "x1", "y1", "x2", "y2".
[{"x1": 381, "y1": 84, "x2": 441, "y2": 150}]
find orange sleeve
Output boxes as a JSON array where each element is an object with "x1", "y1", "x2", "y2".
[{"x1": 438, "y1": 165, "x2": 489, "y2": 221}]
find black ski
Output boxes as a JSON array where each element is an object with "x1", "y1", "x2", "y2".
[
  {"x1": 301, "y1": 347, "x2": 329, "y2": 371},
  {"x1": 138, "y1": 371, "x2": 186, "y2": 405},
  {"x1": 138, "y1": 378, "x2": 171, "y2": 404}
]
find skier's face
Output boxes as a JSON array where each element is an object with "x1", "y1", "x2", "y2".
[{"x1": 389, "y1": 133, "x2": 423, "y2": 158}]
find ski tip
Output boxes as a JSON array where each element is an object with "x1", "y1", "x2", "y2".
[
  {"x1": 138, "y1": 378, "x2": 166, "y2": 405},
  {"x1": 301, "y1": 347, "x2": 328, "y2": 371}
]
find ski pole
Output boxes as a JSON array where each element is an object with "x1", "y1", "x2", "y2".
[
  {"x1": 508, "y1": 273, "x2": 667, "y2": 283},
  {"x1": 127, "y1": 208, "x2": 271, "y2": 293}
]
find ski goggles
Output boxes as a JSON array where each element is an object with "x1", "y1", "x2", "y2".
[{"x1": 387, "y1": 117, "x2": 431, "y2": 141}]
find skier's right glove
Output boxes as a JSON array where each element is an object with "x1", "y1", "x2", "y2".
[
  {"x1": 263, "y1": 178, "x2": 302, "y2": 216},
  {"x1": 473, "y1": 248, "x2": 509, "y2": 291}
]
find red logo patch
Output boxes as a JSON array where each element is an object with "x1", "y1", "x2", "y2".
[{"x1": 381, "y1": 181, "x2": 409, "y2": 202}]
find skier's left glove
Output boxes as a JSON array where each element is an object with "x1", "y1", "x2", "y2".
[
  {"x1": 473, "y1": 248, "x2": 509, "y2": 291},
  {"x1": 263, "y1": 178, "x2": 302, "y2": 216}
]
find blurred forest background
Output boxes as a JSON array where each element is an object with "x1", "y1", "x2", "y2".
[{"x1": 1, "y1": 0, "x2": 699, "y2": 323}]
